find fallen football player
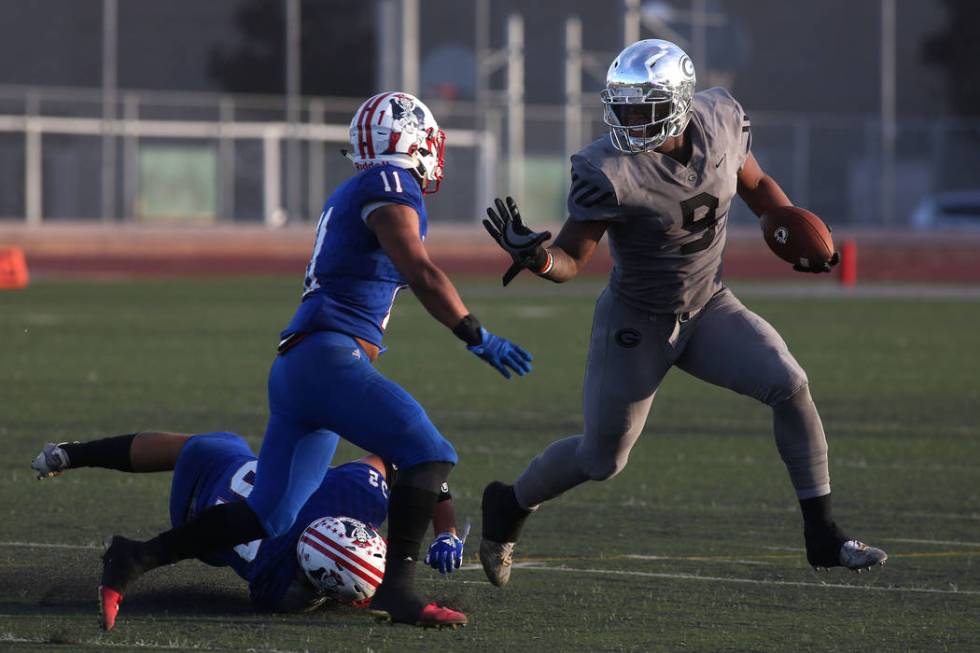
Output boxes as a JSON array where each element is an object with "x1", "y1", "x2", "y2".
[{"x1": 32, "y1": 431, "x2": 466, "y2": 630}]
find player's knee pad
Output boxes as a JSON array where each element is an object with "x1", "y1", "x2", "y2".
[
  {"x1": 395, "y1": 418, "x2": 458, "y2": 468},
  {"x1": 374, "y1": 391, "x2": 458, "y2": 467},
  {"x1": 578, "y1": 446, "x2": 629, "y2": 482},
  {"x1": 762, "y1": 357, "x2": 809, "y2": 407},
  {"x1": 419, "y1": 432, "x2": 458, "y2": 466},
  {"x1": 394, "y1": 459, "x2": 453, "y2": 490}
]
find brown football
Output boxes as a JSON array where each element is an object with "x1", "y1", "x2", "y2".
[{"x1": 760, "y1": 206, "x2": 835, "y2": 267}]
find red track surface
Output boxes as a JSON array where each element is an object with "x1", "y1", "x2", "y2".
[{"x1": 3, "y1": 223, "x2": 979, "y2": 283}]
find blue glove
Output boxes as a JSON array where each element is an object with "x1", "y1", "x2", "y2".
[
  {"x1": 467, "y1": 327, "x2": 532, "y2": 379},
  {"x1": 425, "y1": 531, "x2": 464, "y2": 574}
]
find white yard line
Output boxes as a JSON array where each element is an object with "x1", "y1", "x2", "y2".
[
  {"x1": 623, "y1": 554, "x2": 774, "y2": 566},
  {"x1": 456, "y1": 562, "x2": 979, "y2": 596},
  {"x1": 688, "y1": 456, "x2": 979, "y2": 473},
  {"x1": 0, "y1": 541, "x2": 101, "y2": 550},
  {"x1": 902, "y1": 511, "x2": 980, "y2": 522},
  {"x1": 886, "y1": 537, "x2": 980, "y2": 548},
  {"x1": 6, "y1": 540, "x2": 977, "y2": 599},
  {"x1": 728, "y1": 282, "x2": 980, "y2": 301},
  {"x1": 521, "y1": 565, "x2": 980, "y2": 596},
  {"x1": 460, "y1": 281, "x2": 980, "y2": 301}
]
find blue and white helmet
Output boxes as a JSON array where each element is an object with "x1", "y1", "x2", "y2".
[
  {"x1": 296, "y1": 516, "x2": 386, "y2": 604},
  {"x1": 601, "y1": 39, "x2": 696, "y2": 153},
  {"x1": 347, "y1": 91, "x2": 446, "y2": 193}
]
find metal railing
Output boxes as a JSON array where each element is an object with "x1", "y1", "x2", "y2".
[
  {"x1": 0, "y1": 86, "x2": 496, "y2": 225},
  {"x1": 1, "y1": 84, "x2": 979, "y2": 227}
]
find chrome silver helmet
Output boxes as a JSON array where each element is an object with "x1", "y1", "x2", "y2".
[{"x1": 601, "y1": 39, "x2": 696, "y2": 153}]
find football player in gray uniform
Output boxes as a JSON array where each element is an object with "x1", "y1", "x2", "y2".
[{"x1": 479, "y1": 39, "x2": 886, "y2": 587}]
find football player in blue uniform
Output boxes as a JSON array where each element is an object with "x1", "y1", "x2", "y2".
[
  {"x1": 33, "y1": 431, "x2": 467, "y2": 629},
  {"x1": 97, "y1": 92, "x2": 531, "y2": 629}
]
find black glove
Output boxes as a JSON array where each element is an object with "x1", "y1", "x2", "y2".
[
  {"x1": 483, "y1": 197, "x2": 551, "y2": 286},
  {"x1": 793, "y1": 251, "x2": 840, "y2": 274}
]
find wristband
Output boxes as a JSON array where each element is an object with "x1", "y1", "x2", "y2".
[
  {"x1": 533, "y1": 249, "x2": 554, "y2": 276},
  {"x1": 452, "y1": 314, "x2": 483, "y2": 347}
]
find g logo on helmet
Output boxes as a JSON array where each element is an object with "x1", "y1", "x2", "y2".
[
  {"x1": 774, "y1": 226, "x2": 789, "y2": 245},
  {"x1": 679, "y1": 55, "x2": 695, "y2": 79},
  {"x1": 297, "y1": 516, "x2": 386, "y2": 604}
]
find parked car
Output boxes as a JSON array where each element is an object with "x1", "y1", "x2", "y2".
[{"x1": 911, "y1": 191, "x2": 980, "y2": 230}]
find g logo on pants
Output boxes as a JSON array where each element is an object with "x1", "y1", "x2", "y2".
[{"x1": 615, "y1": 328, "x2": 641, "y2": 348}]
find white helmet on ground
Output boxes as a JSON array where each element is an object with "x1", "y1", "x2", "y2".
[
  {"x1": 601, "y1": 39, "x2": 696, "y2": 153},
  {"x1": 346, "y1": 91, "x2": 446, "y2": 193},
  {"x1": 296, "y1": 516, "x2": 386, "y2": 604}
]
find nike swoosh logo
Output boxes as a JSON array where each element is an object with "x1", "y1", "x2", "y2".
[{"x1": 715, "y1": 154, "x2": 727, "y2": 168}]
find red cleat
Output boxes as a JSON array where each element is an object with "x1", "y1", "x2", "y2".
[
  {"x1": 370, "y1": 601, "x2": 468, "y2": 629},
  {"x1": 417, "y1": 602, "x2": 468, "y2": 628},
  {"x1": 369, "y1": 586, "x2": 468, "y2": 629},
  {"x1": 99, "y1": 585, "x2": 123, "y2": 631}
]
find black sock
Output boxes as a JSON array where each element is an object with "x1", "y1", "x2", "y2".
[
  {"x1": 799, "y1": 493, "x2": 851, "y2": 546},
  {"x1": 61, "y1": 434, "x2": 137, "y2": 472},
  {"x1": 487, "y1": 483, "x2": 531, "y2": 542},
  {"x1": 799, "y1": 493, "x2": 835, "y2": 530},
  {"x1": 379, "y1": 461, "x2": 452, "y2": 594},
  {"x1": 137, "y1": 501, "x2": 266, "y2": 570}
]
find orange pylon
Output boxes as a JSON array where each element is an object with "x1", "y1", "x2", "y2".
[
  {"x1": 0, "y1": 247, "x2": 29, "y2": 289},
  {"x1": 839, "y1": 239, "x2": 857, "y2": 288}
]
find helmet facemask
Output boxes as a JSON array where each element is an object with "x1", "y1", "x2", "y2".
[
  {"x1": 601, "y1": 85, "x2": 693, "y2": 153},
  {"x1": 412, "y1": 126, "x2": 446, "y2": 194}
]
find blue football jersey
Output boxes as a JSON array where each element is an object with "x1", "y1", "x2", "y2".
[
  {"x1": 282, "y1": 163, "x2": 428, "y2": 349},
  {"x1": 170, "y1": 433, "x2": 389, "y2": 610}
]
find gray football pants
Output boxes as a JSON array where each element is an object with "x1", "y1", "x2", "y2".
[{"x1": 514, "y1": 286, "x2": 830, "y2": 510}]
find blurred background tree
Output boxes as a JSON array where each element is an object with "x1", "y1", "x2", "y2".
[{"x1": 208, "y1": 0, "x2": 375, "y2": 97}]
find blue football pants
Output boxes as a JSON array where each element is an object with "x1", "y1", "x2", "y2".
[{"x1": 246, "y1": 331, "x2": 457, "y2": 537}]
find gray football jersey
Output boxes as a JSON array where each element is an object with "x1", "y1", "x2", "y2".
[{"x1": 568, "y1": 87, "x2": 752, "y2": 314}]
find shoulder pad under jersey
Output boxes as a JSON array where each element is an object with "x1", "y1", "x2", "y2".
[
  {"x1": 694, "y1": 87, "x2": 752, "y2": 168},
  {"x1": 567, "y1": 138, "x2": 622, "y2": 222}
]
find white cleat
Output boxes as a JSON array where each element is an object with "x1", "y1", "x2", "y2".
[
  {"x1": 838, "y1": 539, "x2": 888, "y2": 572},
  {"x1": 479, "y1": 539, "x2": 516, "y2": 587},
  {"x1": 31, "y1": 442, "x2": 73, "y2": 479}
]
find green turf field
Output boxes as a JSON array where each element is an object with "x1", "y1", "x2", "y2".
[{"x1": 1, "y1": 278, "x2": 978, "y2": 652}]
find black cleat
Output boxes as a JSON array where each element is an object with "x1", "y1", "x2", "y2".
[
  {"x1": 99, "y1": 536, "x2": 147, "y2": 631},
  {"x1": 100, "y1": 537, "x2": 144, "y2": 595}
]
